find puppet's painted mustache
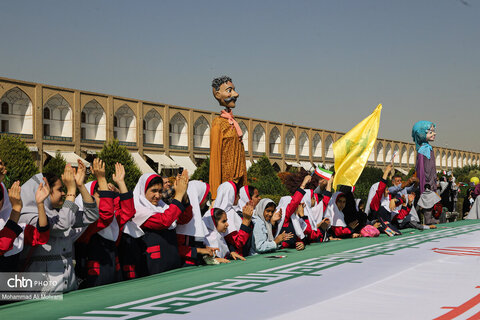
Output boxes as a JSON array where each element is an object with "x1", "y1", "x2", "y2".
[{"x1": 224, "y1": 96, "x2": 237, "y2": 103}]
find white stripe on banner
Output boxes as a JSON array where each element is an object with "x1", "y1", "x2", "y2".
[{"x1": 63, "y1": 224, "x2": 480, "y2": 320}]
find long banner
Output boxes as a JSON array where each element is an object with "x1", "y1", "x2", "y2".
[{"x1": 2, "y1": 221, "x2": 480, "y2": 319}]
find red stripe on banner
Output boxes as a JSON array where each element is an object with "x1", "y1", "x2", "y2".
[
  {"x1": 432, "y1": 247, "x2": 480, "y2": 256},
  {"x1": 434, "y1": 286, "x2": 480, "y2": 320}
]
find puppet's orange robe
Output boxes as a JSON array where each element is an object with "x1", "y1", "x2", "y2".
[{"x1": 209, "y1": 116, "x2": 247, "y2": 199}]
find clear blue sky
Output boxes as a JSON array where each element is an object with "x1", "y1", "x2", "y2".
[{"x1": 1, "y1": 0, "x2": 479, "y2": 152}]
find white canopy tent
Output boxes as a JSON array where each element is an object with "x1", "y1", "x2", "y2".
[
  {"x1": 44, "y1": 151, "x2": 90, "y2": 167},
  {"x1": 170, "y1": 155, "x2": 197, "y2": 177},
  {"x1": 145, "y1": 153, "x2": 179, "y2": 173},
  {"x1": 131, "y1": 152, "x2": 156, "y2": 174}
]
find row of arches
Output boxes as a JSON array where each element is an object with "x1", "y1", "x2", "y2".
[{"x1": 1, "y1": 86, "x2": 479, "y2": 167}]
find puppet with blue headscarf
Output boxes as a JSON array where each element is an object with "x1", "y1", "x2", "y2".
[{"x1": 412, "y1": 121, "x2": 437, "y2": 194}]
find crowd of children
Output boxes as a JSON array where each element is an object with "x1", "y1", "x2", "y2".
[{"x1": 0, "y1": 158, "x2": 472, "y2": 295}]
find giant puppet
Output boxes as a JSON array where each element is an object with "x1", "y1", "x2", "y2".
[
  {"x1": 209, "y1": 76, "x2": 247, "y2": 199},
  {"x1": 412, "y1": 121, "x2": 437, "y2": 194}
]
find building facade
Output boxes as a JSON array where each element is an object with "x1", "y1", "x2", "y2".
[{"x1": 1, "y1": 76, "x2": 479, "y2": 175}]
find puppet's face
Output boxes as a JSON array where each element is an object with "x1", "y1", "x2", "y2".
[
  {"x1": 426, "y1": 125, "x2": 436, "y2": 142},
  {"x1": 213, "y1": 81, "x2": 239, "y2": 109}
]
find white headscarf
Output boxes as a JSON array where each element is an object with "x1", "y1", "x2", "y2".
[
  {"x1": 124, "y1": 173, "x2": 170, "y2": 238},
  {"x1": 302, "y1": 189, "x2": 320, "y2": 231},
  {"x1": 324, "y1": 192, "x2": 347, "y2": 227},
  {"x1": 20, "y1": 174, "x2": 53, "y2": 214},
  {"x1": 202, "y1": 208, "x2": 230, "y2": 258},
  {"x1": 365, "y1": 182, "x2": 390, "y2": 215},
  {"x1": 275, "y1": 196, "x2": 306, "y2": 239},
  {"x1": 233, "y1": 186, "x2": 252, "y2": 213},
  {"x1": 213, "y1": 181, "x2": 242, "y2": 234},
  {"x1": 310, "y1": 193, "x2": 325, "y2": 229},
  {"x1": 176, "y1": 181, "x2": 209, "y2": 238},
  {"x1": 74, "y1": 180, "x2": 119, "y2": 242},
  {"x1": 253, "y1": 198, "x2": 276, "y2": 242}
]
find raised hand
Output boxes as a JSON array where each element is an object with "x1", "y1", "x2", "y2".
[
  {"x1": 382, "y1": 164, "x2": 393, "y2": 180},
  {"x1": 112, "y1": 162, "x2": 128, "y2": 193},
  {"x1": 0, "y1": 159, "x2": 7, "y2": 184},
  {"x1": 174, "y1": 170, "x2": 189, "y2": 201},
  {"x1": 62, "y1": 164, "x2": 77, "y2": 195},
  {"x1": 74, "y1": 159, "x2": 87, "y2": 187},
  {"x1": 300, "y1": 175, "x2": 312, "y2": 189},
  {"x1": 92, "y1": 158, "x2": 106, "y2": 180},
  {"x1": 271, "y1": 208, "x2": 282, "y2": 225},
  {"x1": 242, "y1": 201, "x2": 254, "y2": 220},
  {"x1": 326, "y1": 174, "x2": 334, "y2": 192},
  {"x1": 8, "y1": 181, "x2": 22, "y2": 212},
  {"x1": 112, "y1": 162, "x2": 125, "y2": 184},
  {"x1": 35, "y1": 177, "x2": 51, "y2": 204}
]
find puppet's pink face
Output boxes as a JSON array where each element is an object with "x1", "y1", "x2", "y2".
[{"x1": 426, "y1": 126, "x2": 436, "y2": 142}]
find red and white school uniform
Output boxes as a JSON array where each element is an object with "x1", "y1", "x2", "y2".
[
  {"x1": 75, "y1": 181, "x2": 135, "y2": 287},
  {"x1": 213, "y1": 181, "x2": 251, "y2": 256},
  {"x1": 126, "y1": 173, "x2": 193, "y2": 276},
  {"x1": 176, "y1": 181, "x2": 210, "y2": 266},
  {"x1": 0, "y1": 182, "x2": 50, "y2": 271}
]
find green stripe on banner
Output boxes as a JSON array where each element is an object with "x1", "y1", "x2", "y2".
[{"x1": 2, "y1": 220, "x2": 480, "y2": 319}]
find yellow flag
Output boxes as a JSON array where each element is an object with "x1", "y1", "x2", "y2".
[{"x1": 333, "y1": 104, "x2": 382, "y2": 189}]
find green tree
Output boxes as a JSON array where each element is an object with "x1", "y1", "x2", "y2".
[
  {"x1": 248, "y1": 155, "x2": 289, "y2": 196},
  {"x1": 93, "y1": 140, "x2": 142, "y2": 190},
  {"x1": 353, "y1": 166, "x2": 384, "y2": 201},
  {"x1": 0, "y1": 134, "x2": 38, "y2": 188},
  {"x1": 191, "y1": 158, "x2": 209, "y2": 182},
  {"x1": 42, "y1": 151, "x2": 67, "y2": 179}
]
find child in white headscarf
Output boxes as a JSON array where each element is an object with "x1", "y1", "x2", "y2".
[
  {"x1": 176, "y1": 181, "x2": 217, "y2": 266},
  {"x1": 75, "y1": 160, "x2": 135, "y2": 287},
  {"x1": 250, "y1": 198, "x2": 293, "y2": 254},
  {"x1": 203, "y1": 204, "x2": 253, "y2": 263},
  {"x1": 213, "y1": 181, "x2": 253, "y2": 256},
  {"x1": 19, "y1": 162, "x2": 99, "y2": 293},
  {"x1": 0, "y1": 180, "x2": 49, "y2": 269},
  {"x1": 125, "y1": 171, "x2": 191, "y2": 276}
]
